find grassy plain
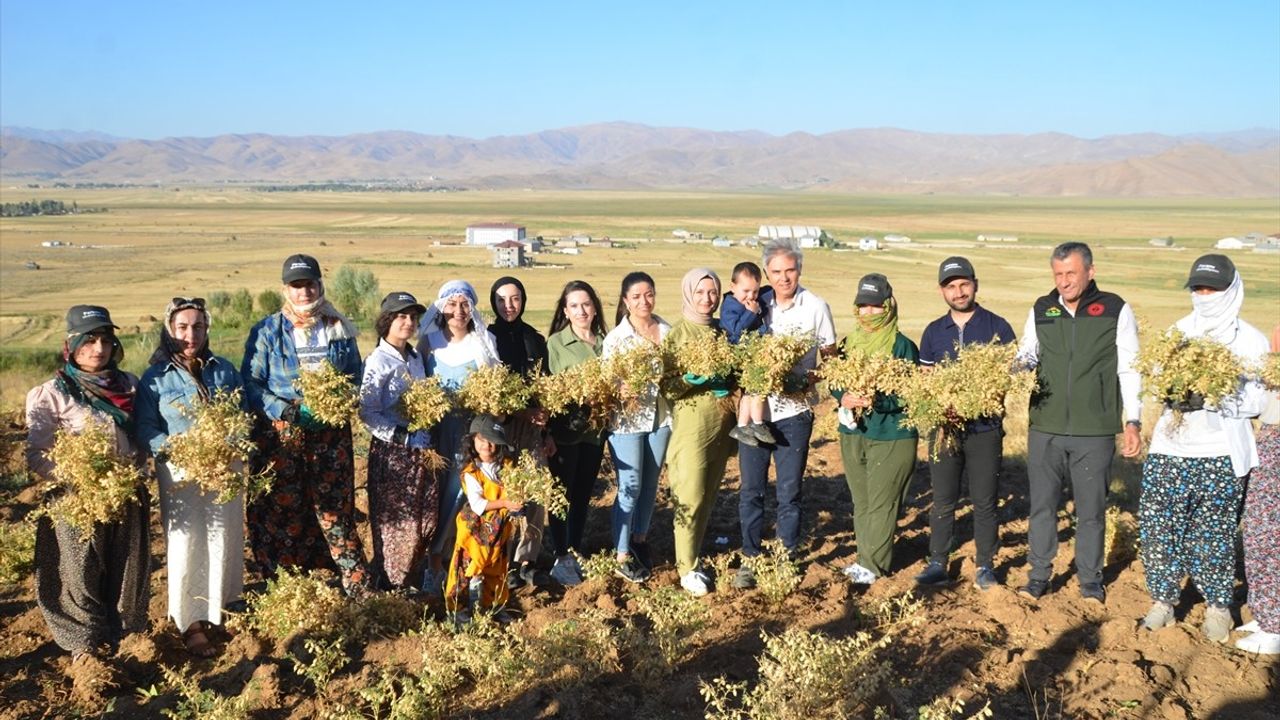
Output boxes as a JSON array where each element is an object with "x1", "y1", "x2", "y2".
[{"x1": 1, "y1": 187, "x2": 1277, "y2": 403}]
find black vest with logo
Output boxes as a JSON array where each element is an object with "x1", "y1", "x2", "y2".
[{"x1": 1028, "y1": 281, "x2": 1126, "y2": 436}]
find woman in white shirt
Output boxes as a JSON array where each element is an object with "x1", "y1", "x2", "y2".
[{"x1": 601, "y1": 272, "x2": 672, "y2": 579}]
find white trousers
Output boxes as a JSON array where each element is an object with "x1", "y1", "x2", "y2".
[{"x1": 157, "y1": 461, "x2": 245, "y2": 630}]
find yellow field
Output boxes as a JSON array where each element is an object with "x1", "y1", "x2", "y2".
[{"x1": 1, "y1": 188, "x2": 1277, "y2": 384}]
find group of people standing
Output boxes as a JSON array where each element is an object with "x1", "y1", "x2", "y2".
[{"x1": 24, "y1": 238, "x2": 1279, "y2": 668}]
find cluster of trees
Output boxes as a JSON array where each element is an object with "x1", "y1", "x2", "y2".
[
  {"x1": 210, "y1": 266, "x2": 383, "y2": 329},
  {"x1": 1, "y1": 199, "x2": 106, "y2": 217}
]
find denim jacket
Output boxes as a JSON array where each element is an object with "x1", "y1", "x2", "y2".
[
  {"x1": 135, "y1": 355, "x2": 244, "y2": 456},
  {"x1": 241, "y1": 313, "x2": 362, "y2": 421}
]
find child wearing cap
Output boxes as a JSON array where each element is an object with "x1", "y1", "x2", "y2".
[{"x1": 445, "y1": 415, "x2": 524, "y2": 617}]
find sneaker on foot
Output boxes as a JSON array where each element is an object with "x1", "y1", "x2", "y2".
[
  {"x1": 631, "y1": 540, "x2": 652, "y2": 570},
  {"x1": 550, "y1": 555, "x2": 582, "y2": 587},
  {"x1": 1202, "y1": 606, "x2": 1232, "y2": 643},
  {"x1": 733, "y1": 565, "x2": 757, "y2": 590},
  {"x1": 1237, "y1": 619, "x2": 1260, "y2": 633},
  {"x1": 1018, "y1": 579, "x2": 1049, "y2": 600},
  {"x1": 973, "y1": 566, "x2": 999, "y2": 591},
  {"x1": 1235, "y1": 630, "x2": 1280, "y2": 655},
  {"x1": 614, "y1": 556, "x2": 650, "y2": 584},
  {"x1": 914, "y1": 561, "x2": 950, "y2": 586},
  {"x1": 748, "y1": 422, "x2": 778, "y2": 445},
  {"x1": 842, "y1": 562, "x2": 878, "y2": 586},
  {"x1": 680, "y1": 569, "x2": 711, "y2": 597},
  {"x1": 729, "y1": 425, "x2": 759, "y2": 447},
  {"x1": 1142, "y1": 601, "x2": 1175, "y2": 631},
  {"x1": 1079, "y1": 582, "x2": 1106, "y2": 604}
]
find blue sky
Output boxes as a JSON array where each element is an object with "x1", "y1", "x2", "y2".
[{"x1": 2, "y1": 1, "x2": 1277, "y2": 140}]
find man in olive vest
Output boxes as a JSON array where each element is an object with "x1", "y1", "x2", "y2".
[{"x1": 1016, "y1": 242, "x2": 1141, "y2": 604}]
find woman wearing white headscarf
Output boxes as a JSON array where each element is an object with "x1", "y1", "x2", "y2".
[
  {"x1": 418, "y1": 279, "x2": 499, "y2": 592},
  {"x1": 1138, "y1": 254, "x2": 1269, "y2": 643}
]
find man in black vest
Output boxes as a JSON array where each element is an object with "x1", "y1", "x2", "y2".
[{"x1": 1016, "y1": 242, "x2": 1142, "y2": 604}]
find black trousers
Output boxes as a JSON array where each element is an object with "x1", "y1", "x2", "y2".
[
  {"x1": 928, "y1": 428, "x2": 1003, "y2": 568},
  {"x1": 548, "y1": 440, "x2": 605, "y2": 556}
]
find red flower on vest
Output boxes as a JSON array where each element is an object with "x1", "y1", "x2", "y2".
[{"x1": 1086, "y1": 302, "x2": 1105, "y2": 316}]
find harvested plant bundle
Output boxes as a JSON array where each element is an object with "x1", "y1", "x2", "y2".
[
  {"x1": 1261, "y1": 352, "x2": 1280, "y2": 391},
  {"x1": 1136, "y1": 329, "x2": 1245, "y2": 413},
  {"x1": 454, "y1": 364, "x2": 531, "y2": 417},
  {"x1": 605, "y1": 341, "x2": 665, "y2": 406},
  {"x1": 294, "y1": 361, "x2": 360, "y2": 426},
  {"x1": 736, "y1": 332, "x2": 816, "y2": 396},
  {"x1": 44, "y1": 420, "x2": 142, "y2": 536},
  {"x1": 896, "y1": 343, "x2": 1035, "y2": 440},
  {"x1": 400, "y1": 377, "x2": 453, "y2": 431},
  {"x1": 816, "y1": 349, "x2": 913, "y2": 413},
  {"x1": 503, "y1": 450, "x2": 569, "y2": 519},
  {"x1": 165, "y1": 388, "x2": 273, "y2": 503},
  {"x1": 665, "y1": 332, "x2": 736, "y2": 379},
  {"x1": 535, "y1": 358, "x2": 617, "y2": 429}
]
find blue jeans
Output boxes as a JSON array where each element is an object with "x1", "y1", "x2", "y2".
[
  {"x1": 737, "y1": 411, "x2": 813, "y2": 557},
  {"x1": 608, "y1": 426, "x2": 672, "y2": 556}
]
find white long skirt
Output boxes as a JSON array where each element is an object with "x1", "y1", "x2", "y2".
[{"x1": 157, "y1": 461, "x2": 245, "y2": 630}]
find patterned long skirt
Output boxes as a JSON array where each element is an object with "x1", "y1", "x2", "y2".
[
  {"x1": 248, "y1": 423, "x2": 370, "y2": 593},
  {"x1": 367, "y1": 436, "x2": 442, "y2": 589},
  {"x1": 1139, "y1": 453, "x2": 1240, "y2": 607},
  {"x1": 1244, "y1": 426, "x2": 1280, "y2": 631}
]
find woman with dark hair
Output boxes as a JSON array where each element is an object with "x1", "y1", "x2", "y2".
[
  {"x1": 360, "y1": 291, "x2": 442, "y2": 590},
  {"x1": 544, "y1": 280, "x2": 609, "y2": 585},
  {"x1": 26, "y1": 305, "x2": 149, "y2": 667},
  {"x1": 601, "y1": 271, "x2": 672, "y2": 581},
  {"x1": 419, "y1": 279, "x2": 500, "y2": 593},
  {"x1": 242, "y1": 254, "x2": 370, "y2": 596},
  {"x1": 663, "y1": 269, "x2": 736, "y2": 596},
  {"x1": 489, "y1": 276, "x2": 548, "y2": 376},
  {"x1": 136, "y1": 297, "x2": 244, "y2": 657}
]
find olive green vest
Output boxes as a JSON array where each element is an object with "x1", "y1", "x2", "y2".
[{"x1": 1028, "y1": 282, "x2": 1125, "y2": 436}]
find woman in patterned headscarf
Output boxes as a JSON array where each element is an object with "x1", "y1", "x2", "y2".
[
  {"x1": 26, "y1": 305, "x2": 149, "y2": 668},
  {"x1": 136, "y1": 297, "x2": 245, "y2": 657}
]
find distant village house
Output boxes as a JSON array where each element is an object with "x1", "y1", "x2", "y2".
[
  {"x1": 491, "y1": 240, "x2": 526, "y2": 268},
  {"x1": 467, "y1": 222, "x2": 526, "y2": 246}
]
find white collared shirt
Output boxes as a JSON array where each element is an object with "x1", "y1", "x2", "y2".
[
  {"x1": 360, "y1": 338, "x2": 430, "y2": 448},
  {"x1": 601, "y1": 314, "x2": 672, "y2": 434},
  {"x1": 765, "y1": 287, "x2": 837, "y2": 421}
]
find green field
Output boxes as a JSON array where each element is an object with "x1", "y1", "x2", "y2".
[{"x1": 1, "y1": 188, "x2": 1277, "y2": 404}]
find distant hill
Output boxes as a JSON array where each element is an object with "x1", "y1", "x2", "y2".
[{"x1": 1, "y1": 122, "x2": 1276, "y2": 196}]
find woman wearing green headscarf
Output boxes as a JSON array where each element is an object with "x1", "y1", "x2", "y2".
[{"x1": 832, "y1": 274, "x2": 919, "y2": 586}]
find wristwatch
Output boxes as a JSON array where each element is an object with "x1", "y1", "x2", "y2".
[{"x1": 1125, "y1": 420, "x2": 1142, "y2": 431}]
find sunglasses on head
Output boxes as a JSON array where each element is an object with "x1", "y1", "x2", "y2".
[{"x1": 171, "y1": 297, "x2": 206, "y2": 310}]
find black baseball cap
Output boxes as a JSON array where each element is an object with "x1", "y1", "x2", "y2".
[
  {"x1": 854, "y1": 273, "x2": 893, "y2": 306},
  {"x1": 1185, "y1": 254, "x2": 1236, "y2": 291},
  {"x1": 282, "y1": 254, "x2": 322, "y2": 284},
  {"x1": 380, "y1": 291, "x2": 426, "y2": 316},
  {"x1": 938, "y1": 256, "x2": 976, "y2": 285},
  {"x1": 65, "y1": 305, "x2": 119, "y2": 335},
  {"x1": 468, "y1": 414, "x2": 512, "y2": 448}
]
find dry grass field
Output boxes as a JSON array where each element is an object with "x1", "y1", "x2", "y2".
[{"x1": 0, "y1": 189, "x2": 1277, "y2": 719}]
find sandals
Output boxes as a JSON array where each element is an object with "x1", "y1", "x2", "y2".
[{"x1": 182, "y1": 623, "x2": 219, "y2": 658}]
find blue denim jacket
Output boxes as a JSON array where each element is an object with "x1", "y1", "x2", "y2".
[
  {"x1": 135, "y1": 355, "x2": 244, "y2": 456},
  {"x1": 241, "y1": 313, "x2": 362, "y2": 421}
]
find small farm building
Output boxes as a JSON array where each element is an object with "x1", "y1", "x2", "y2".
[
  {"x1": 467, "y1": 223, "x2": 526, "y2": 246},
  {"x1": 858, "y1": 237, "x2": 881, "y2": 251},
  {"x1": 491, "y1": 240, "x2": 525, "y2": 268},
  {"x1": 1215, "y1": 237, "x2": 1246, "y2": 250}
]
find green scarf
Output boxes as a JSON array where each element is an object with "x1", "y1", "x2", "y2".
[{"x1": 843, "y1": 297, "x2": 899, "y2": 358}]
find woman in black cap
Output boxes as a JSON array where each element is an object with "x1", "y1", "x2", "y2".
[
  {"x1": 359, "y1": 291, "x2": 441, "y2": 590},
  {"x1": 832, "y1": 273, "x2": 919, "y2": 587},
  {"x1": 25, "y1": 305, "x2": 149, "y2": 666},
  {"x1": 241, "y1": 254, "x2": 370, "y2": 595},
  {"x1": 135, "y1": 297, "x2": 244, "y2": 657}
]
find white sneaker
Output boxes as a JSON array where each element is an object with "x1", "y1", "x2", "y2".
[
  {"x1": 843, "y1": 563, "x2": 878, "y2": 586},
  {"x1": 680, "y1": 569, "x2": 710, "y2": 597},
  {"x1": 550, "y1": 555, "x2": 582, "y2": 586},
  {"x1": 1235, "y1": 630, "x2": 1280, "y2": 655},
  {"x1": 1236, "y1": 619, "x2": 1260, "y2": 633}
]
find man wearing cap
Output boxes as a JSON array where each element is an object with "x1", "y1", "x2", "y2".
[
  {"x1": 914, "y1": 258, "x2": 1016, "y2": 590},
  {"x1": 242, "y1": 254, "x2": 371, "y2": 595},
  {"x1": 1016, "y1": 242, "x2": 1141, "y2": 604},
  {"x1": 734, "y1": 238, "x2": 837, "y2": 589}
]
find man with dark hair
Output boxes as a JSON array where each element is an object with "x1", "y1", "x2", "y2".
[
  {"x1": 1016, "y1": 242, "x2": 1141, "y2": 604},
  {"x1": 915, "y1": 257, "x2": 1016, "y2": 590}
]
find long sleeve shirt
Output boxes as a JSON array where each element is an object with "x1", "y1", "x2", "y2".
[
  {"x1": 241, "y1": 313, "x2": 362, "y2": 421},
  {"x1": 359, "y1": 339, "x2": 430, "y2": 449},
  {"x1": 601, "y1": 315, "x2": 672, "y2": 435},
  {"x1": 135, "y1": 355, "x2": 244, "y2": 456}
]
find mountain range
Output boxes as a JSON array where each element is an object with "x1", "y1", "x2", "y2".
[{"x1": 2, "y1": 123, "x2": 1277, "y2": 196}]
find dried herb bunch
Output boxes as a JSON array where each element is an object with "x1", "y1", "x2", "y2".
[
  {"x1": 665, "y1": 332, "x2": 737, "y2": 379},
  {"x1": 896, "y1": 343, "x2": 1035, "y2": 441},
  {"x1": 399, "y1": 377, "x2": 453, "y2": 431},
  {"x1": 1260, "y1": 352, "x2": 1280, "y2": 391},
  {"x1": 294, "y1": 361, "x2": 360, "y2": 426},
  {"x1": 816, "y1": 349, "x2": 914, "y2": 418},
  {"x1": 736, "y1": 332, "x2": 816, "y2": 396},
  {"x1": 605, "y1": 342, "x2": 665, "y2": 409},
  {"x1": 164, "y1": 388, "x2": 274, "y2": 503},
  {"x1": 1136, "y1": 329, "x2": 1245, "y2": 427},
  {"x1": 502, "y1": 450, "x2": 569, "y2": 520},
  {"x1": 454, "y1": 364, "x2": 532, "y2": 417},
  {"x1": 43, "y1": 419, "x2": 142, "y2": 536},
  {"x1": 535, "y1": 358, "x2": 617, "y2": 430}
]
